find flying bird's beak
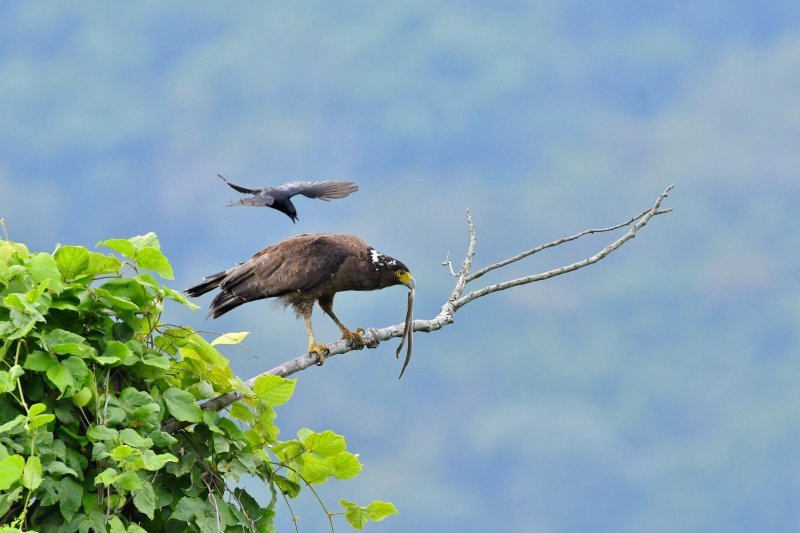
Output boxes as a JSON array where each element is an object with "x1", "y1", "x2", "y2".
[{"x1": 397, "y1": 271, "x2": 415, "y2": 289}]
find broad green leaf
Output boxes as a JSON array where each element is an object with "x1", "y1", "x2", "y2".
[
  {"x1": 46, "y1": 364, "x2": 75, "y2": 395},
  {"x1": 85, "y1": 251, "x2": 122, "y2": 276},
  {"x1": 73, "y1": 386, "x2": 93, "y2": 407},
  {"x1": 45, "y1": 460, "x2": 79, "y2": 478},
  {"x1": 54, "y1": 245, "x2": 90, "y2": 280},
  {"x1": 94, "y1": 468, "x2": 119, "y2": 486},
  {"x1": 128, "y1": 524, "x2": 149, "y2": 533},
  {"x1": 63, "y1": 355, "x2": 89, "y2": 384},
  {"x1": 97, "y1": 238, "x2": 136, "y2": 259},
  {"x1": 142, "y1": 351, "x2": 170, "y2": 370},
  {"x1": 270, "y1": 440, "x2": 303, "y2": 463},
  {"x1": 331, "y1": 452, "x2": 362, "y2": 480},
  {"x1": 210, "y1": 331, "x2": 250, "y2": 346},
  {"x1": 111, "y1": 445, "x2": 134, "y2": 461},
  {"x1": 301, "y1": 454, "x2": 336, "y2": 484},
  {"x1": 340, "y1": 499, "x2": 369, "y2": 530},
  {"x1": 133, "y1": 480, "x2": 156, "y2": 519},
  {"x1": 128, "y1": 232, "x2": 160, "y2": 251},
  {"x1": 229, "y1": 402, "x2": 253, "y2": 423},
  {"x1": 0, "y1": 415, "x2": 25, "y2": 435},
  {"x1": 114, "y1": 470, "x2": 142, "y2": 492},
  {"x1": 0, "y1": 455, "x2": 24, "y2": 490},
  {"x1": 26, "y1": 252, "x2": 64, "y2": 292},
  {"x1": 0, "y1": 370, "x2": 15, "y2": 393},
  {"x1": 119, "y1": 428, "x2": 153, "y2": 449},
  {"x1": 367, "y1": 501, "x2": 398, "y2": 521},
  {"x1": 94, "y1": 288, "x2": 140, "y2": 311},
  {"x1": 100, "y1": 340, "x2": 131, "y2": 364},
  {"x1": 21, "y1": 455, "x2": 42, "y2": 490},
  {"x1": 87, "y1": 425, "x2": 119, "y2": 441},
  {"x1": 253, "y1": 375, "x2": 296, "y2": 406},
  {"x1": 45, "y1": 328, "x2": 92, "y2": 357},
  {"x1": 108, "y1": 516, "x2": 126, "y2": 533},
  {"x1": 140, "y1": 450, "x2": 178, "y2": 471},
  {"x1": 162, "y1": 286, "x2": 200, "y2": 310},
  {"x1": 163, "y1": 388, "x2": 202, "y2": 423},
  {"x1": 171, "y1": 495, "x2": 207, "y2": 521},
  {"x1": 136, "y1": 247, "x2": 174, "y2": 279},
  {"x1": 0, "y1": 486, "x2": 23, "y2": 518},
  {"x1": 58, "y1": 477, "x2": 83, "y2": 521},
  {"x1": 23, "y1": 350, "x2": 57, "y2": 372},
  {"x1": 27, "y1": 403, "x2": 55, "y2": 429},
  {"x1": 273, "y1": 474, "x2": 300, "y2": 499},
  {"x1": 300, "y1": 429, "x2": 346, "y2": 458}
]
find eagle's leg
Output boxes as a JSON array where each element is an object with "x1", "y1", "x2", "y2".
[
  {"x1": 299, "y1": 303, "x2": 328, "y2": 365},
  {"x1": 318, "y1": 296, "x2": 365, "y2": 348}
]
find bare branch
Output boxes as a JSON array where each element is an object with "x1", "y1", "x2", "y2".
[{"x1": 162, "y1": 186, "x2": 674, "y2": 433}]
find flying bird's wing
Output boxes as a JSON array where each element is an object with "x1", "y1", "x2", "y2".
[
  {"x1": 218, "y1": 174, "x2": 256, "y2": 195},
  {"x1": 278, "y1": 181, "x2": 359, "y2": 201},
  {"x1": 226, "y1": 194, "x2": 275, "y2": 208}
]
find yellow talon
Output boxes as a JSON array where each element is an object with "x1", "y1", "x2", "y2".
[
  {"x1": 341, "y1": 327, "x2": 366, "y2": 348},
  {"x1": 308, "y1": 344, "x2": 330, "y2": 365}
]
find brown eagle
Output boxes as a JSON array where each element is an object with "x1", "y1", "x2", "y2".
[{"x1": 185, "y1": 233, "x2": 415, "y2": 376}]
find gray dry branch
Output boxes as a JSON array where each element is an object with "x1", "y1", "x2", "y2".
[{"x1": 162, "y1": 185, "x2": 674, "y2": 433}]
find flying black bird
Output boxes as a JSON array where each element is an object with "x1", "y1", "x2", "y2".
[
  {"x1": 185, "y1": 233, "x2": 416, "y2": 377},
  {"x1": 218, "y1": 174, "x2": 358, "y2": 223}
]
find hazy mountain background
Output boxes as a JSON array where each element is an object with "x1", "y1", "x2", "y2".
[{"x1": 2, "y1": 2, "x2": 799, "y2": 531}]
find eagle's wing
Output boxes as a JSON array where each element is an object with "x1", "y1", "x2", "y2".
[
  {"x1": 216, "y1": 235, "x2": 348, "y2": 303},
  {"x1": 277, "y1": 181, "x2": 359, "y2": 201}
]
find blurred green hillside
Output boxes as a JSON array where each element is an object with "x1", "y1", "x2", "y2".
[{"x1": 1, "y1": 2, "x2": 799, "y2": 531}]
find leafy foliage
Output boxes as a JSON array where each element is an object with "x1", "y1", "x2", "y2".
[{"x1": 0, "y1": 233, "x2": 395, "y2": 531}]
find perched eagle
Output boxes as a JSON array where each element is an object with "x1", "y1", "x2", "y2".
[
  {"x1": 218, "y1": 174, "x2": 358, "y2": 223},
  {"x1": 185, "y1": 233, "x2": 416, "y2": 376}
]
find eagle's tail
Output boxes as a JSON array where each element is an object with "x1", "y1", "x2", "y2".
[{"x1": 185, "y1": 271, "x2": 227, "y2": 298}]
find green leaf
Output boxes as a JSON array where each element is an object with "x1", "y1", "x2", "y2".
[
  {"x1": 163, "y1": 388, "x2": 202, "y2": 423},
  {"x1": 171, "y1": 495, "x2": 207, "y2": 521},
  {"x1": 108, "y1": 516, "x2": 126, "y2": 533},
  {"x1": 23, "y1": 350, "x2": 57, "y2": 372},
  {"x1": 229, "y1": 402, "x2": 253, "y2": 423},
  {"x1": 331, "y1": 452, "x2": 363, "y2": 480},
  {"x1": 26, "y1": 252, "x2": 64, "y2": 292},
  {"x1": 140, "y1": 450, "x2": 178, "y2": 471},
  {"x1": 73, "y1": 386, "x2": 93, "y2": 407},
  {"x1": 128, "y1": 233, "x2": 160, "y2": 251},
  {"x1": 46, "y1": 328, "x2": 93, "y2": 357},
  {"x1": 114, "y1": 470, "x2": 142, "y2": 492},
  {"x1": 45, "y1": 460, "x2": 79, "y2": 479},
  {"x1": 301, "y1": 454, "x2": 336, "y2": 484},
  {"x1": 210, "y1": 331, "x2": 250, "y2": 346},
  {"x1": 97, "y1": 238, "x2": 136, "y2": 259},
  {"x1": 21, "y1": 455, "x2": 42, "y2": 490},
  {"x1": 87, "y1": 425, "x2": 119, "y2": 441},
  {"x1": 340, "y1": 499, "x2": 370, "y2": 530},
  {"x1": 63, "y1": 355, "x2": 90, "y2": 384},
  {"x1": 58, "y1": 477, "x2": 83, "y2": 521},
  {"x1": 0, "y1": 486, "x2": 24, "y2": 518},
  {"x1": 111, "y1": 444, "x2": 134, "y2": 461},
  {"x1": 366, "y1": 500, "x2": 398, "y2": 521},
  {"x1": 100, "y1": 340, "x2": 131, "y2": 364},
  {"x1": 300, "y1": 429, "x2": 347, "y2": 458},
  {"x1": 136, "y1": 247, "x2": 174, "y2": 279},
  {"x1": 0, "y1": 415, "x2": 25, "y2": 435},
  {"x1": 46, "y1": 364, "x2": 75, "y2": 395},
  {"x1": 133, "y1": 480, "x2": 156, "y2": 519},
  {"x1": 94, "y1": 467, "x2": 119, "y2": 486},
  {"x1": 54, "y1": 245, "x2": 90, "y2": 280},
  {"x1": 253, "y1": 375, "x2": 296, "y2": 406},
  {"x1": 27, "y1": 403, "x2": 55, "y2": 429},
  {"x1": 0, "y1": 455, "x2": 24, "y2": 490},
  {"x1": 119, "y1": 428, "x2": 153, "y2": 449},
  {"x1": 273, "y1": 474, "x2": 300, "y2": 498}
]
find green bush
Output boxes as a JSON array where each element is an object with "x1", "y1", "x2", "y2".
[{"x1": 0, "y1": 233, "x2": 396, "y2": 532}]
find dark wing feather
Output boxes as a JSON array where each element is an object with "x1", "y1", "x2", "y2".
[
  {"x1": 218, "y1": 174, "x2": 256, "y2": 195},
  {"x1": 226, "y1": 194, "x2": 275, "y2": 207},
  {"x1": 277, "y1": 181, "x2": 359, "y2": 201},
  {"x1": 207, "y1": 235, "x2": 348, "y2": 317}
]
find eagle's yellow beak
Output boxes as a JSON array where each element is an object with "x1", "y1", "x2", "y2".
[{"x1": 397, "y1": 270, "x2": 415, "y2": 289}]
